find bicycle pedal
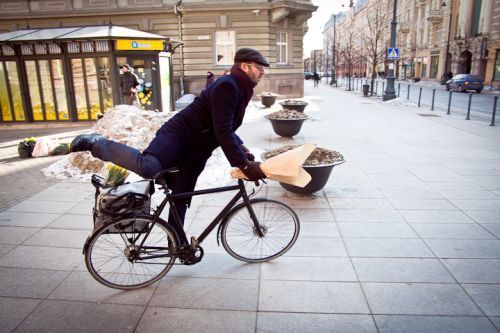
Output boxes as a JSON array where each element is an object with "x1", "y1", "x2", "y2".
[{"x1": 190, "y1": 236, "x2": 198, "y2": 250}]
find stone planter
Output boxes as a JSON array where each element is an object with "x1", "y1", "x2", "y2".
[
  {"x1": 280, "y1": 161, "x2": 345, "y2": 194},
  {"x1": 263, "y1": 145, "x2": 345, "y2": 195},
  {"x1": 279, "y1": 100, "x2": 308, "y2": 113},
  {"x1": 265, "y1": 109, "x2": 309, "y2": 138},
  {"x1": 260, "y1": 94, "x2": 277, "y2": 108},
  {"x1": 266, "y1": 118, "x2": 307, "y2": 137}
]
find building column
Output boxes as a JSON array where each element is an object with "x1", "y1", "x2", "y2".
[
  {"x1": 423, "y1": 2, "x2": 429, "y2": 46},
  {"x1": 481, "y1": 0, "x2": 493, "y2": 34},
  {"x1": 458, "y1": 0, "x2": 472, "y2": 38}
]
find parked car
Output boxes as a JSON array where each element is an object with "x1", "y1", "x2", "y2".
[
  {"x1": 304, "y1": 72, "x2": 313, "y2": 80},
  {"x1": 446, "y1": 74, "x2": 484, "y2": 93}
]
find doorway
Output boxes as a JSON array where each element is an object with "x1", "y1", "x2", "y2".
[{"x1": 116, "y1": 55, "x2": 158, "y2": 111}]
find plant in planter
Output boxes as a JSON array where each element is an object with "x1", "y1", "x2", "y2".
[
  {"x1": 265, "y1": 109, "x2": 309, "y2": 137},
  {"x1": 259, "y1": 92, "x2": 279, "y2": 108},
  {"x1": 263, "y1": 144, "x2": 345, "y2": 194},
  {"x1": 278, "y1": 99, "x2": 309, "y2": 113}
]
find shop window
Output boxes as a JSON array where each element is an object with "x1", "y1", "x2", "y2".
[
  {"x1": 277, "y1": 32, "x2": 288, "y2": 65},
  {"x1": 0, "y1": 62, "x2": 12, "y2": 121},
  {"x1": 215, "y1": 31, "x2": 235, "y2": 66},
  {"x1": 51, "y1": 59, "x2": 69, "y2": 120},
  {"x1": 24, "y1": 59, "x2": 69, "y2": 121},
  {"x1": 72, "y1": 56, "x2": 112, "y2": 120},
  {"x1": 6, "y1": 61, "x2": 25, "y2": 121},
  {"x1": 98, "y1": 57, "x2": 112, "y2": 111},
  {"x1": 430, "y1": 55, "x2": 439, "y2": 78},
  {"x1": 72, "y1": 58, "x2": 89, "y2": 120},
  {"x1": 25, "y1": 61, "x2": 43, "y2": 121}
]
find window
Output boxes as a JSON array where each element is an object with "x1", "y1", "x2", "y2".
[
  {"x1": 471, "y1": 0, "x2": 483, "y2": 36},
  {"x1": 215, "y1": 31, "x2": 235, "y2": 66},
  {"x1": 494, "y1": 50, "x2": 500, "y2": 81},
  {"x1": 25, "y1": 59, "x2": 69, "y2": 121},
  {"x1": 430, "y1": 55, "x2": 439, "y2": 78},
  {"x1": 277, "y1": 32, "x2": 288, "y2": 64},
  {"x1": 421, "y1": 56, "x2": 428, "y2": 78},
  {"x1": 72, "y1": 56, "x2": 112, "y2": 120}
]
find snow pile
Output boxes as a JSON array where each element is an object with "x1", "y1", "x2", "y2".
[{"x1": 43, "y1": 104, "x2": 232, "y2": 188}]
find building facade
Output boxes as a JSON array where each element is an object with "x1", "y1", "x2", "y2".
[
  {"x1": 321, "y1": 0, "x2": 500, "y2": 88},
  {"x1": 0, "y1": 0, "x2": 316, "y2": 123}
]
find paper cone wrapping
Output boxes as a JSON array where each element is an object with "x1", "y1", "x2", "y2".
[{"x1": 231, "y1": 144, "x2": 316, "y2": 187}]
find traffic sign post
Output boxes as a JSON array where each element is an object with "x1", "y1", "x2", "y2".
[{"x1": 387, "y1": 47, "x2": 399, "y2": 60}]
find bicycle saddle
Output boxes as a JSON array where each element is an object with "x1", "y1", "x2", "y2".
[{"x1": 153, "y1": 167, "x2": 179, "y2": 186}]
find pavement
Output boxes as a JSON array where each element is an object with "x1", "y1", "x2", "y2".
[{"x1": 1, "y1": 80, "x2": 500, "y2": 332}]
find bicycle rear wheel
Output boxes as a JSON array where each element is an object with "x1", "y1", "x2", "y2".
[
  {"x1": 221, "y1": 198, "x2": 299, "y2": 263},
  {"x1": 85, "y1": 215, "x2": 178, "y2": 290}
]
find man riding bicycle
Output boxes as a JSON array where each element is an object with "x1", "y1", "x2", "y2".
[{"x1": 70, "y1": 48, "x2": 268, "y2": 239}]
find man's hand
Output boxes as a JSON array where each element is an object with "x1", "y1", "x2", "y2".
[
  {"x1": 239, "y1": 161, "x2": 266, "y2": 181},
  {"x1": 241, "y1": 144, "x2": 255, "y2": 161}
]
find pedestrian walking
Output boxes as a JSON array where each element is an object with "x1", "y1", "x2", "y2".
[
  {"x1": 206, "y1": 71, "x2": 215, "y2": 87},
  {"x1": 70, "y1": 48, "x2": 269, "y2": 240},
  {"x1": 313, "y1": 72, "x2": 320, "y2": 87},
  {"x1": 119, "y1": 64, "x2": 140, "y2": 106}
]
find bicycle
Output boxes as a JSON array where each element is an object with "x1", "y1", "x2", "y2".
[{"x1": 83, "y1": 168, "x2": 300, "y2": 290}]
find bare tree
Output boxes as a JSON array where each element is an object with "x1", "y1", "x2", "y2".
[
  {"x1": 338, "y1": 20, "x2": 357, "y2": 91},
  {"x1": 362, "y1": 1, "x2": 389, "y2": 95}
]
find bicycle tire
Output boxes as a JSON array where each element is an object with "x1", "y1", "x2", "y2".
[
  {"x1": 221, "y1": 198, "x2": 300, "y2": 263},
  {"x1": 85, "y1": 215, "x2": 178, "y2": 290}
]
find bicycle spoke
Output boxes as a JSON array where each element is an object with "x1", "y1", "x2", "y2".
[{"x1": 85, "y1": 216, "x2": 178, "y2": 290}]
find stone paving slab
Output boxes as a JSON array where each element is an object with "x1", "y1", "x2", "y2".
[{"x1": 1, "y1": 80, "x2": 499, "y2": 332}]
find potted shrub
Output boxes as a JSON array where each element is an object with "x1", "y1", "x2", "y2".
[
  {"x1": 279, "y1": 99, "x2": 309, "y2": 113},
  {"x1": 265, "y1": 109, "x2": 309, "y2": 137},
  {"x1": 263, "y1": 144, "x2": 345, "y2": 194},
  {"x1": 259, "y1": 92, "x2": 278, "y2": 108}
]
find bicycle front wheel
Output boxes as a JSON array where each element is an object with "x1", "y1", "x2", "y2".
[
  {"x1": 221, "y1": 198, "x2": 300, "y2": 263},
  {"x1": 85, "y1": 215, "x2": 178, "y2": 290}
]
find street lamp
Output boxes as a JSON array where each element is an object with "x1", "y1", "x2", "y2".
[
  {"x1": 383, "y1": 0, "x2": 398, "y2": 101},
  {"x1": 330, "y1": 14, "x2": 337, "y2": 85},
  {"x1": 440, "y1": 0, "x2": 453, "y2": 84}
]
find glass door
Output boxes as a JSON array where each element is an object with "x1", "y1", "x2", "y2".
[{"x1": 116, "y1": 55, "x2": 158, "y2": 111}]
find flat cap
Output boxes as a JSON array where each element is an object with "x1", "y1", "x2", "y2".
[
  {"x1": 120, "y1": 64, "x2": 130, "y2": 69},
  {"x1": 234, "y1": 48, "x2": 270, "y2": 67}
]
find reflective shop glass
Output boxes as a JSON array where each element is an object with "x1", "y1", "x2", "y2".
[
  {"x1": 72, "y1": 56, "x2": 112, "y2": 120},
  {"x1": 72, "y1": 58, "x2": 89, "y2": 120},
  {"x1": 51, "y1": 59, "x2": 69, "y2": 120},
  {"x1": 25, "y1": 60, "x2": 43, "y2": 121},
  {"x1": 6, "y1": 61, "x2": 25, "y2": 121},
  {"x1": 0, "y1": 62, "x2": 12, "y2": 121},
  {"x1": 25, "y1": 59, "x2": 69, "y2": 121}
]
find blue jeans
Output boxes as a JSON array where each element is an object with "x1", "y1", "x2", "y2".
[{"x1": 92, "y1": 139, "x2": 189, "y2": 244}]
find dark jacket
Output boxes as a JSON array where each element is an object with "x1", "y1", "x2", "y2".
[
  {"x1": 144, "y1": 66, "x2": 254, "y2": 195},
  {"x1": 120, "y1": 72, "x2": 139, "y2": 95}
]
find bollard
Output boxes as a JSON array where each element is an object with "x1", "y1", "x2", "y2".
[
  {"x1": 375, "y1": 81, "x2": 378, "y2": 96},
  {"x1": 466, "y1": 93, "x2": 472, "y2": 120},
  {"x1": 447, "y1": 91, "x2": 452, "y2": 115},
  {"x1": 407, "y1": 84, "x2": 410, "y2": 100},
  {"x1": 397, "y1": 83, "x2": 400, "y2": 97},
  {"x1": 431, "y1": 89, "x2": 436, "y2": 111},
  {"x1": 382, "y1": 82, "x2": 385, "y2": 96},
  {"x1": 418, "y1": 87, "x2": 422, "y2": 107},
  {"x1": 490, "y1": 95, "x2": 498, "y2": 126}
]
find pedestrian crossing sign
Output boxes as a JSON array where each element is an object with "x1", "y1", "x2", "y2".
[{"x1": 388, "y1": 47, "x2": 400, "y2": 60}]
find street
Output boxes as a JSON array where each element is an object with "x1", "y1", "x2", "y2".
[{"x1": 336, "y1": 77, "x2": 499, "y2": 123}]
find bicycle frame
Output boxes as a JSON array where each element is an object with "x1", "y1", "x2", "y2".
[{"x1": 136, "y1": 179, "x2": 263, "y2": 253}]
